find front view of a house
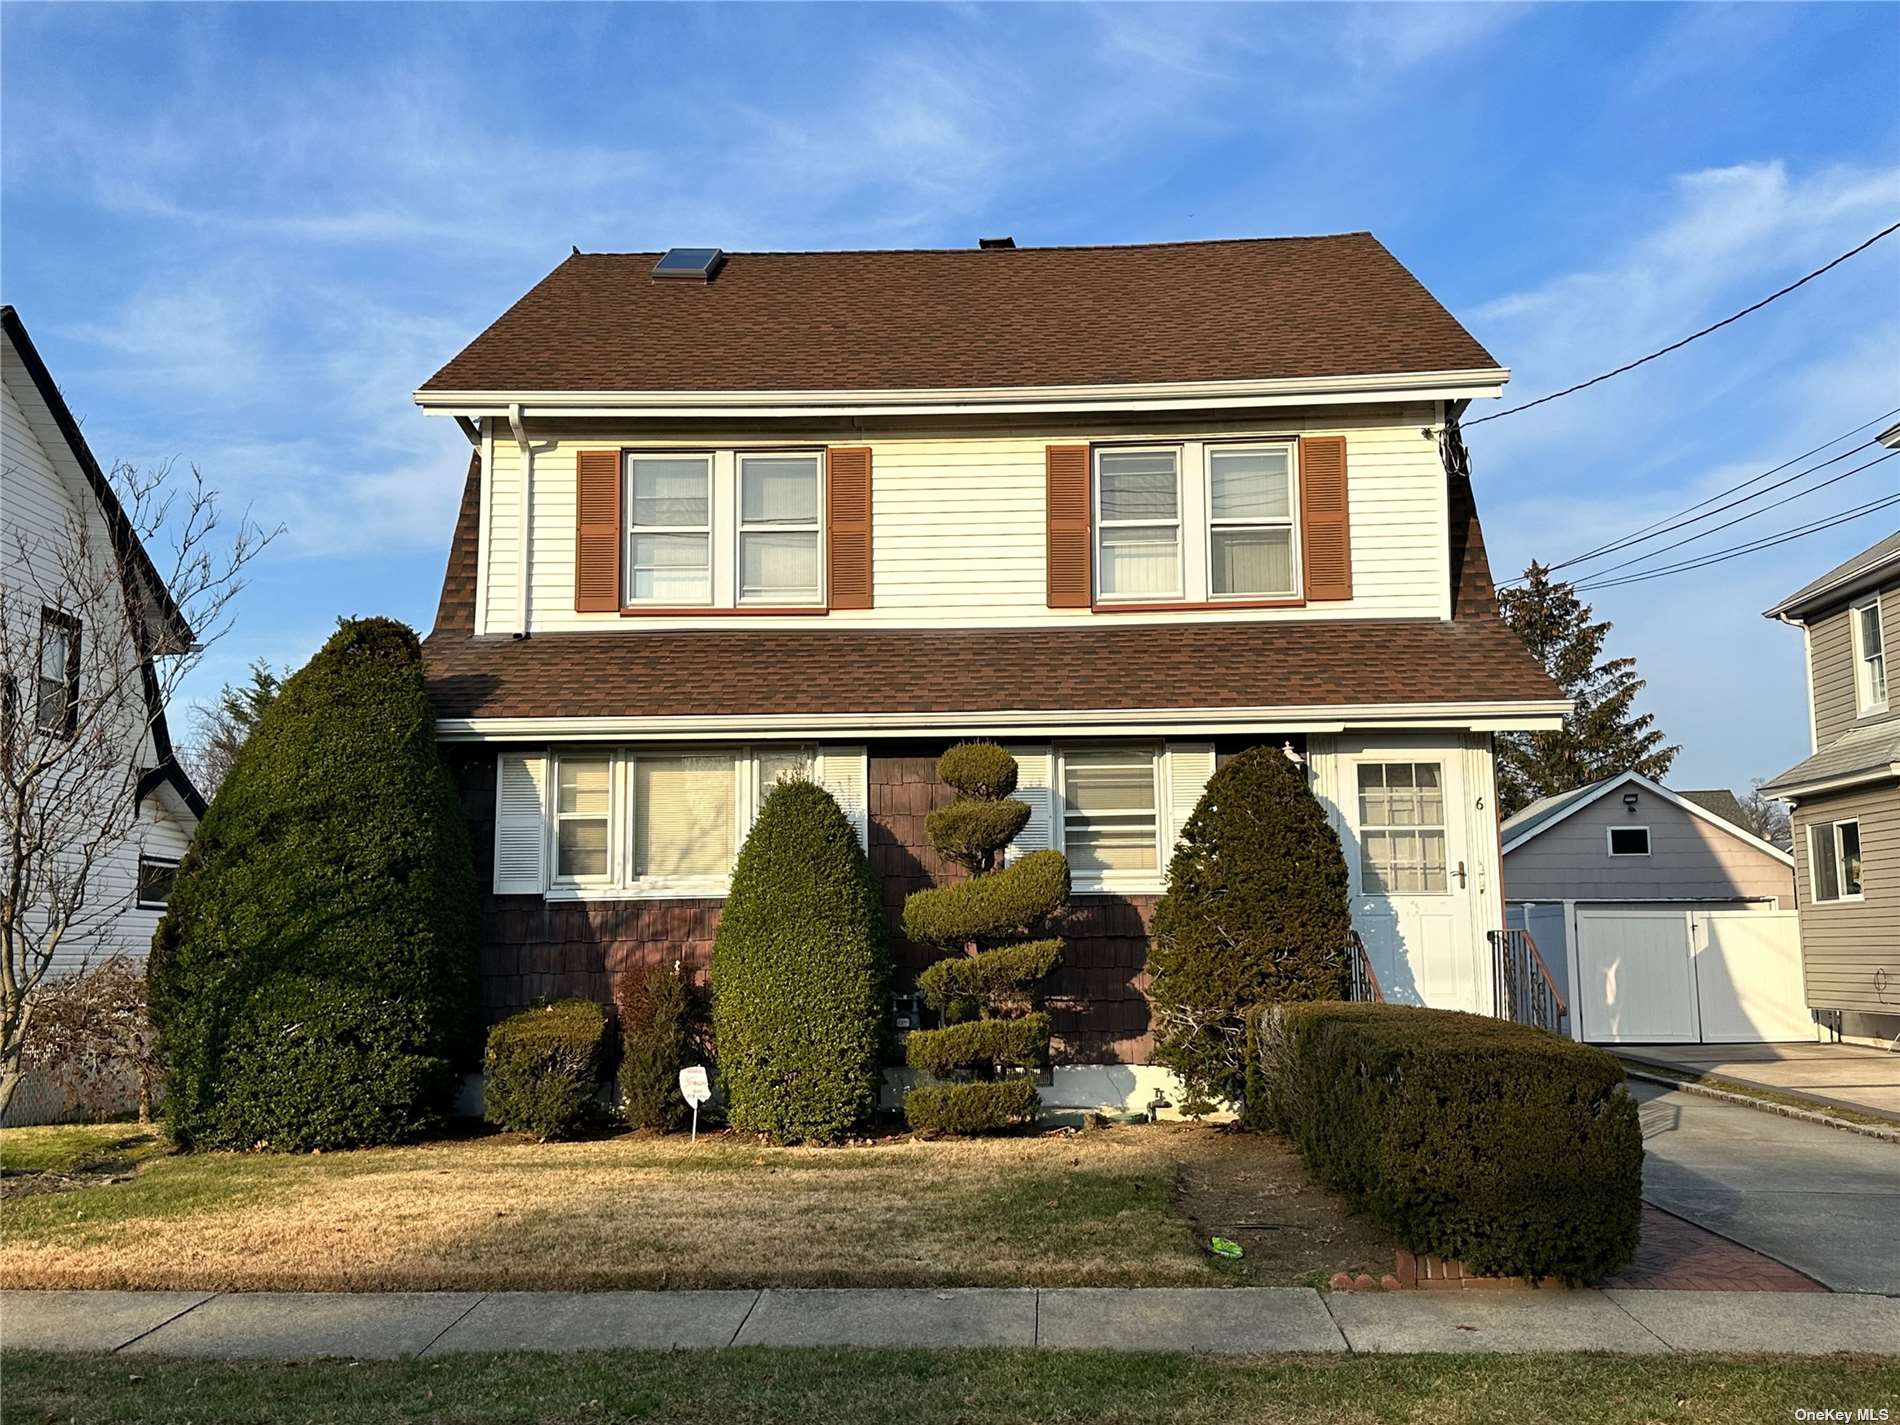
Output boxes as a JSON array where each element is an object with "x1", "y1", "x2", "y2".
[{"x1": 414, "y1": 235, "x2": 1564, "y2": 1106}]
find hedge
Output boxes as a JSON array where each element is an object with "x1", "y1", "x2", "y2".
[
  {"x1": 903, "y1": 1078, "x2": 1040, "y2": 1135},
  {"x1": 711, "y1": 779, "x2": 889, "y2": 1143},
  {"x1": 1247, "y1": 1002, "x2": 1642, "y2": 1283},
  {"x1": 1146, "y1": 745, "x2": 1350, "y2": 1108},
  {"x1": 924, "y1": 800, "x2": 1032, "y2": 874},
  {"x1": 614, "y1": 960, "x2": 697, "y2": 1133},
  {"x1": 148, "y1": 618, "x2": 478, "y2": 1151},
  {"x1": 937, "y1": 741, "x2": 1019, "y2": 799},
  {"x1": 483, "y1": 999, "x2": 609, "y2": 1139},
  {"x1": 916, "y1": 939, "x2": 1063, "y2": 1006},
  {"x1": 904, "y1": 1013, "x2": 1050, "y2": 1079},
  {"x1": 902, "y1": 850, "x2": 1070, "y2": 946}
]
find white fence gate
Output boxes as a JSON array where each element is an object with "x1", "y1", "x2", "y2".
[{"x1": 1574, "y1": 907, "x2": 1808, "y2": 1045}]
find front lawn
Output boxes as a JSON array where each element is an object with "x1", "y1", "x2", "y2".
[
  {"x1": 0, "y1": 1122, "x2": 1393, "y2": 1292},
  {"x1": 0, "y1": 1122, "x2": 167, "y2": 1178},
  {"x1": 6, "y1": 1347, "x2": 1892, "y2": 1425}
]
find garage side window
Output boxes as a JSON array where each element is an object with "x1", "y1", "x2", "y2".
[
  {"x1": 1607, "y1": 826, "x2": 1650, "y2": 857},
  {"x1": 1358, "y1": 763, "x2": 1446, "y2": 894},
  {"x1": 1808, "y1": 819, "x2": 1862, "y2": 903}
]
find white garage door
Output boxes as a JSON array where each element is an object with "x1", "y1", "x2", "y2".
[{"x1": 1575, "y1": 906, "x2": 1809, "y2": 1045}]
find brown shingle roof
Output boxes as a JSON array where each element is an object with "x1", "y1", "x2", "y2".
[
  {"x1": 420, "y1": 235, "x2": 1500, "y2": 395},
  {"x1": 421, "y1": 454, "x2": 1558, "y2": 722}
]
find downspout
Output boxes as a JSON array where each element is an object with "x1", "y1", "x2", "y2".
[{"x1": 509, "y1": 403, "x2": 531, "y2": 639}]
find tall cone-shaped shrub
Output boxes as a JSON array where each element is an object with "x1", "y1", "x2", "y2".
[{"x1": 901, "y1": 742, "x2": 1069, "y2": 1134}]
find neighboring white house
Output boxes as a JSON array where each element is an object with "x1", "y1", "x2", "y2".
[
  {"x1": 411, "y1": 235, "x2": 1570, "y2": 1108},
  {"x1": 2, "y1": 304, "x2": 203, "y2": 976},
  {"x1": 1501, "y1": 770, "x2": 1809, "y2": 1047}
]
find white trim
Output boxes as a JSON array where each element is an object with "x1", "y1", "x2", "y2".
[
  {"x1": 414, "y1": 368, "x2": 1512, "y2": 421},
  {"x1": 1765, "y1": 552, "x2": 1900, "y2": 621},
  {"x1": 1850, "y1": 595, "x2": 1888, "y2": 716},
  {"x1": 1500, "y1": 769, "x2": 1795, "y2": 867},
  {"x1": 509, "y1": 403, "x2": 532, "y2": 637},
  {"x1": 624, "y1": 451, "x2": 716, "y2": 608},
  {"x1": 1093, "y1": 446, "x2": 1185, "y2": 605},
  {"x1": 1606, "y1": 824, "x2": 1651, "y2": 858},
  {"x1": 735, "y1": 449, "x2": 826, "y2": 607},
  {"x1": 438, "y1": 700, "x2": 1571, "y2": 743},
  {"x1": 1055, "y1": 742, "x2": 1167, "y2": 895},
  {"x1": 476, "y1": 420, "x2": 494, "y2": 636},
  {"x1": 1763, "y1": 763, "x2": 1900, "y2": 802},
  {"x1": 1202, "y1": 439, "x2": 1300, "y2": 602},
  {"x1": 1807, "y1": 817, "x2": 1865, "y2": 905},
  {"x1": 134, "y1": 855, "x2": 179, "y2": 911}
]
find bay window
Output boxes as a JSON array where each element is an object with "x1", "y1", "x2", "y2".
[
  {"x1": 739, "y1": 454, "x2": 822, "y2": 604},
  {"x1": 626, "y1": 455, "x2": 713, "y2": 605},
  {"x1": 1095, "y1": 449, "x2": 1182, "y2": 602}
]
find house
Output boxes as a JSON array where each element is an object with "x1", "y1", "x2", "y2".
[
  {"x1": 2, "y1": 306, "x2": 204, "y2": 1123},
  {"x1": 1760, "y1": 503, "x2": 1900, "y2": 1050},
  {"x1": 1500, "y1": 770, "x2": 1807, "y2": 1046},
  {"x1": 412, "y1": 235, "x2": 1566, "y2": 1108}
]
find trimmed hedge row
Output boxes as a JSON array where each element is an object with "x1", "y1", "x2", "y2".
[
  {"x1": 904, "y1": 1078, "x2": 1040, "y2": 1135},
  {"x1": 1246, "y1": 1002, "x2": 1641, "y2": 1284},
  {"x1": 904, "y1": 1013, "x2": 1050, "y2": 1079},
  {"x1": 615, "y1": 960, "x2": 698, "y2": 1132},
  {"x1": 902, "y1": 850, "x2": 1070, "y2": 946},
  {"x1": 484, "y1": 999, "x2": 609, "y2": 1139}
]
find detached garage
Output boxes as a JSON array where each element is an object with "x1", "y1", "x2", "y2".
[{"x1": 1501, "y1": 772, "x2": 1813, "y2": 1046}]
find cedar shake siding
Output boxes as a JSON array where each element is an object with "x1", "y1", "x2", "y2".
[
  {"x1": 1788, "y1": 780, "x2": 1900, "y2": 1014},
  {"x1": 448, "y1": 745, "x2": 1158, "y2": 1063}
]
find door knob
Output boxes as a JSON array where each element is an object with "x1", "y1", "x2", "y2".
[{"x1": 1456, "y1": 861, "x2": 1467, "y2": 889}]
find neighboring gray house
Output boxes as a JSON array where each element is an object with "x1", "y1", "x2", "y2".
[
  {"x1": 1760, "y1": 513, "x2": 1900, "y2": 1049},
  {"x1": 1501, "y1": 771, "x2": 1808, "y2": 1046}
]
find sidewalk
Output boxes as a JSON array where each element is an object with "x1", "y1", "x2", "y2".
[{"x1": 4, "y1": 1287, "x2": 1896, "y2": 1360}]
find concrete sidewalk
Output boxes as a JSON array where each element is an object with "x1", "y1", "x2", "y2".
[{"x1": 4, "y1": 1287, "x2": 1895, "y2": 1360}]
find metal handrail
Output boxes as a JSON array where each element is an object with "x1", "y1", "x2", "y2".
[
  {"x1": 1488, "y1": 927, "x2": 1568, "y2": 1035},
  {"x1": 1346, "y1": 929, "x2": 1385, "y2": 1003}
]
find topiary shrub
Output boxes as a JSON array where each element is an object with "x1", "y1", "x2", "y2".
[
  {"x1": 901, "y1": 743, "x2": 1069, "y2": 1135},
  {"x1": 711, "y1": 779, "x2": 888, "y2": 1143},
  {"x1": 1145, "y1": 746, "x2": 1350, "y2": 1111},
  {"x1": 1246, "y1": 1002, "x2": 1642, "y2": 1283},
  {"x1": 615, "y1": 960, "x2": 698, "y2": 1132},
  {"x1": 148, "y1": 618, "x2": 479, "y2": 1151},
  {"x1": 484, "y1": 999, "x2": 609, "y2": 1139}
]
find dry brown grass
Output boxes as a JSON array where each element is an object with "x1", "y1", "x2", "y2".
[{"x1": 0, "y1": 1123, "x2": 1231, "y2": 1292}]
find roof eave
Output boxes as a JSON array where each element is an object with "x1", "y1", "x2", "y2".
[
  {"x1": 1764, "y1": 551, "x2": 1900, "y2": 622},
  {"x1": 413, "y1": 368, "x2": 1511, "y2": 421}
]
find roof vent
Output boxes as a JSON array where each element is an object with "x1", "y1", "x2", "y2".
[
  {"x1": 652, "y1": 248, "x2": 726, "y2": 282},
  {"x1": 978, "y1": 236, "x2": 1016, "y2": 250}
]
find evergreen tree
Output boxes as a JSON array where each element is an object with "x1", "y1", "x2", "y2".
[
  {"x1": 189, "y1": 659, "x2": 282, "y2": 794},
  {"x1": 1496, "y1": 563, "x2": 1679, "y2": 815}
]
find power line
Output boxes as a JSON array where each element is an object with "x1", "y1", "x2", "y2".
[
  {"x1": 1507, "y1": 407, "x2": 1900, "y2": 585},
  {"x1": 1574, "y1": 449, "x2": 1899, "y2": 582},
  {"x1": 1573, "y1": 486, "x2": 1900, "y2": 592},
  {"x1": 1466, "y1": 220, "x2": 1900, "y2": 427}
]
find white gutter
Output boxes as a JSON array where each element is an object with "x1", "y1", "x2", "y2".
[
  {"x1": 434, "y1": 698, "x2": 1572, "y2": 743},
  {"x1": 1758, "y1": 762, "x2": 1900, "y2": 804},
  {"x1": 508, "y1": 402, "x2": 531, "y2": 637},
  {"x1": 414, "y1": 368, "x2": 1511, "y2": 422}
]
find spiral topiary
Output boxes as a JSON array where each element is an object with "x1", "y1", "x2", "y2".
[{"x1": 901, "y1": 742, "x2": 1069, "y2": 1134}]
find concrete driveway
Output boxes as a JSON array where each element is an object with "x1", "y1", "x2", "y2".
[{"x1": 1632, "y1": 1082, "x2": 1900, "y2": 1294}]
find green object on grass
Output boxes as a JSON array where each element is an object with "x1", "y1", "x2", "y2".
[{"x1": 1209, "y1": 1236, "x2": 1244, "y2": 1258}]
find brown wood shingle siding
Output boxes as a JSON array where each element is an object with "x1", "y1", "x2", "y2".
[{"x1": 1788, "y1": 780, "x2": 1900, "y2": 1012}]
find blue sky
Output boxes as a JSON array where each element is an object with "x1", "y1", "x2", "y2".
[{"x1": 3, "y1": 2, "x2": 1896, "y2": 793}]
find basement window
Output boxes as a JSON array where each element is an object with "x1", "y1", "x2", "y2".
[{"x1": 1607, "y1": 826, "x2": 1651, "y2": 857}]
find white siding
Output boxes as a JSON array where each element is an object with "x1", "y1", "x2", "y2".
[{"x1": 485, "y1": 403, "x2": 1451, "y2": 635}]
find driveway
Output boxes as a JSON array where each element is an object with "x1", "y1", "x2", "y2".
[
  {"x1": 1621, "y1": 1042, "x2": 1900, "y2": 1122},
  {"x1": 1632, "y1": 1083, "x2": 1900, "y2": 1294}
]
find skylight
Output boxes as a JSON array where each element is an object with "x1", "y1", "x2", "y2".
[{"x1": 652, "y1": 248, "x2": 726, "y2": 282}]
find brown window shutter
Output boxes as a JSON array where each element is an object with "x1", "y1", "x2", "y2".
[
  {"x1": 827, "y1": 446, "x2": 873, "y2": 609},
  {"x1": 1299, "y1": 435, "x2": 1352, "y2": 601},
  {"x1": 574, "y1": 449, "x2": 622, "y2": 612},
  {"x1": 1045, "y1": 445, "x2": 1091, "y2": 608}
]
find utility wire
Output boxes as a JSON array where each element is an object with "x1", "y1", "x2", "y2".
[
  {"x1": 1573, "y1": 486, "x2": 1900, "y2": 592},
  {"x1": 1466, "y1": 220, "x2": 1900, "y2": 427},
  {"x1": 1504, "y1": 407, "x2": 1900, "y2": 585},
  {"x1": 1575, "y1": 448, "x2": 1899, "y2": 582}
]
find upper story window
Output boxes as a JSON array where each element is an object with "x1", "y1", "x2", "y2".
[
  {"x1": 1093, "y1": 442, "x2": 1300, "y2": 606},
  {"x1": 1607, "y1": 826, "x2": 1651, "y2": 857},
  {"x1": 1809, "y1": 818, "x2": 1862, "y2": 903},
  {"x1": 1095, "y1": 450, "x2": 1182, "y2": 602},
  {"x1": 1852, "y1": 597, "x2": 1886, "y2": 714},
  {"x1": 626, "y1": 456, "x2": 713, "y2": 606},
  {"x1": 739, "y1": 454, "x2": 822, "y2": 605},
  {"x1": 1207, "y1": 445, "x2": 1297, "y2": 599},
  {"x1": 35, "y1": 609, "x2": 80, "y2": 739},
  {"x1": 136, "y1": 856, "x2": 179, "y2": 909}
]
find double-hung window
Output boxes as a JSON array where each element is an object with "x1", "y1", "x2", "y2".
[
  {"x1": 1809, "y1": 819, "x2": 1863, "y2": 903},
  {"x1": 626, "y1": 455, "x2": 713, "y2": 605},
  {"x1": 553, "y1": 756, "x2": 612, "y2": 883},
  {"x1": 1061, "y1": 747, "x2": 1161, "y2": 876},
  {"x1": 1095, "y1": 450, "x2": 1182, "y2": 602},
  {"x1": 1206, "y1": 444, "x2": 1297, "y2": 599},
  {"x1": 1357, "y1": 762, "x2": 1448, "y2": 894},
  {"x1": 738, "y1": 454, "x2": 822, "y2": 605},
  {"x1": 1852, "y1": 598, "x2": 1887, "y2": 714},
  {"x1": 35, "y1": 609, "x2": 79, "y2": 738}
]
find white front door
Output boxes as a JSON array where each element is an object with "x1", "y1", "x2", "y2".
[{"x1": 1345, "y1": 752, "x2": 1479, "y2": 1011}]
